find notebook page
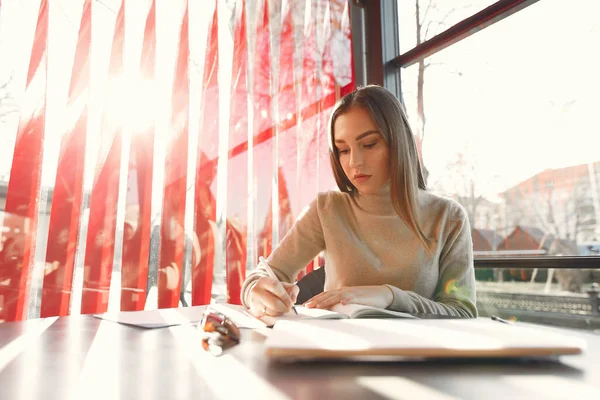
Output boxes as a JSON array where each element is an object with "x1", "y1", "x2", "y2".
[
  {"x1": 283, "y1": 306, "x2": 346, "y2": 319},
  {"x1": 262, "y1": 306, "x2": 346, "y2": 326},
  {"x1": 330, "y1": 303, "x2": 417, "y2": 319}
]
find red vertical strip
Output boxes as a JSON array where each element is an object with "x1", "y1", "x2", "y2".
[
  {"x1": 157, "y1": 4, "x2": 190, "y2": 309},
  {"x1": 338, "y1": 0, "x2": 355, "y2": 96},
  {"x1": 0, "y1": 0, "x2": 48, "y2": 322},
  {"x1": 224, "y1": 220, "x2": 245, "y2": 304},
  {"x1": 227, "y1": 0, "x2": 249, "y2": 152},
  {"x1": 299, "y1": 0, "x2": 319, "y2": 276},
  {"x1": 276, "y1": 165, "x2": 294, "y2": 241},
  {"x1": 25, "y1": 1, "x2": 49, "y2": 87},
  {"x1": 40, "y1": 0, "x2": 91, "y2": 318},
  {"x1": 300, "y1": 0, "x2": 318, "y2": 200},
  {"x1": 80, "y1": 2, "x2": 126, "y2": 315},
  {"x1": 318, "y1": 1, "x2": 336, "y2": 193},
  {"x1": 120, "y1": 0, "x2": 156, "y2": 311},
  {"x1": 276, "y1": 0, "x2": 298, "y2": 248},
  {"x1": 254, "y1": 0, "x2": 274, "y2": 278},
  {"x1": 225, "y1": 0, "x2": 248, "y2": 305},
  {"x1": 192, "y1": 2, "x2": 219, "y2": 306}
]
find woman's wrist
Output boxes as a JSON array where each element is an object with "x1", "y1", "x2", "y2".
[
  {"x1": 381, "y1": 284, "x2": 394, "y2": 308},
  {"x1": 243, "y1": 280, "x2": 259, "y2": 308}
]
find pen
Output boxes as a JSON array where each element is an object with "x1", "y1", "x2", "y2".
[
  {"x1": 491, "y1": 315, "x2": 514, "y2": 324},
  {"x1": 258, "y1": 256, "x2": 298, "y2": 315}
]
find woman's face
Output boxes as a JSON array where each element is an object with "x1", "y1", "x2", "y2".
[{"x1": 333, "y1": 107, "x2": 390, "y2": 194}]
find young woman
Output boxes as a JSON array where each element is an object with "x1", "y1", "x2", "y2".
[{"x1": 241, "y1": 85, "x2": 477, "y2": 318}]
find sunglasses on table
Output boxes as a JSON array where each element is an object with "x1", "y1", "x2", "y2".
[{"x1": 198, "y1": 307, "x2": 241, "y2": 356}]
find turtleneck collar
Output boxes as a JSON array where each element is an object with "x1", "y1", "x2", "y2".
[{"x1": 354, "y1": 182, "x2": 397, "y2": 216}]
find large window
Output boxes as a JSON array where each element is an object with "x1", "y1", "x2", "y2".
[{"x1": 397, "y1": 0, "x2": 600, "y2": 327}]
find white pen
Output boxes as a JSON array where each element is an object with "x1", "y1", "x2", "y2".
[{"x1": 259, "y1": 256, "x2": 298, "y2": 315}]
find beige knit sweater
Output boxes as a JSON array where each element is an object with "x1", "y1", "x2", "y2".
[{"x1": 241, "y1": 186, "x2": 477, "y2": 318}]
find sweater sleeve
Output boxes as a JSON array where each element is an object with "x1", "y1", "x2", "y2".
[
  {"x1": 240, "y1": 194, "x2": 326, "y2": 307},
  {"x1": 385, "y1": 203, "x2": 477, "y2": 318}
]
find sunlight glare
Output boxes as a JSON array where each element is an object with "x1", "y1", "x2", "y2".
[
  {"x1": 104, "y1": 73, "x2": 156, "y2": 133},
  {"x1": 169, "y1": 325, "x2": 290, "y2": 399}
]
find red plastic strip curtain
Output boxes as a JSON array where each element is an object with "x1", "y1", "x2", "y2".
[
  {"x1": 80, "y1": 2, "x2": 126, "y2": 315},
  {"x1": 253, "y1": 0, "x2": 274, "y2": 274},
  {"x1": 157, "y1": 2, "x2": 190, "y2": 309},
  {"x1": 40, "y1": 0, "x2": 91, "y2": 318},
  {"x1": 0, "y1": 0, "x2": 48, "y2": 322},
  {"x1": 0, "y1": 0, "x2": 354, "y2": 319},
  {"x1": 192, "y1": 0, "x2": 219, "y2": 306},
  {"x1": 120, "y1": 0, "x2": 157, "y2": 312},
  {"x1": 224, "y1": 0, "x2": 249, "y2": 305}
]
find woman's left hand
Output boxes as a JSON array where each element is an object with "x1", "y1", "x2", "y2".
[{"x1": 303, "y1": 285, "x2": 394, "y2": 310}]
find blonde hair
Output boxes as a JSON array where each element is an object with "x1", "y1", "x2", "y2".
[{"x1": 328, "y1": 85, "x2": 431, "y2": 251}]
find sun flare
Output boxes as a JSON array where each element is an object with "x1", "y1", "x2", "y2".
[{"x1": 104, "y1": 74, "x2": 156, "y2": 133}]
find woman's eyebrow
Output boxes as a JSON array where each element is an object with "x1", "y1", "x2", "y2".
[{"x1": 334, "y1": 130, "x2": 379, "y2": 144}]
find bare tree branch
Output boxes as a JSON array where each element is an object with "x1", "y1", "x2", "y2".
[
  {"x1": 420, "y1": 0, "x2": 435, "y2": 32},
  {"x1": 423, "y1": 19, "x2": 437, "y2": 41},
  {"x1": 415, "y1": 0, "x2": 422, "y2": 45},
  {"x1": 0, "y1": 75, "x2": 19, "y2": 122},
  {"x1": 424, "y1": 5, "x2": 472, "y2": 41},
  {"x1": 95, "y1": 0, "x2": 117, "y2": 14},
  {"x1": 54, "y1": 1, "x2": 78, "y2": 29},
  {"x1": 424, "y1": 61, "x2": 448, "y2": 69}
]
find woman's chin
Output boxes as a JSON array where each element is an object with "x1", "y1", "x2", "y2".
[
  {"x1": 355, "y1": 182, "x2": 388, "y2": 195},
  {"x1": 355, "y1": 186, "x2": 376, "y2": 195}
]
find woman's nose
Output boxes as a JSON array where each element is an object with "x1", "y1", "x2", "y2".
[{"x1": 349, "y1": 152, "x2": 364, "y2": 168}]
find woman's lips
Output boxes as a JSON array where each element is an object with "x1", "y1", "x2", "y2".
[{"x1": 354, "y1": 174, "x2": 371, "y2": 183}]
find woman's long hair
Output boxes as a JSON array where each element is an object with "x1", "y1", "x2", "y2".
[{"x1": 328, "y1": 85, "x2": 431, "y2": 251}]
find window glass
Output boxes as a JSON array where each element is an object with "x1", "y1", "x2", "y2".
[
  {"x1": 476, "y1": 268, "x2": 600, "y2": 331},
  {"x1": 400, "y1": 0, "x2": 600, "y2": 310},
  {"x1": 402, "y1": 0, "x2": 600, "y2": 254}
]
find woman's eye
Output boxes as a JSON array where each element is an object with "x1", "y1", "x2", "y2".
[
  {"x1": 338, "y1": 149, "x2": 350, "y2": 155},
  {"x1": 364, "y1": 142, "x2": 377, "y2": 149}
]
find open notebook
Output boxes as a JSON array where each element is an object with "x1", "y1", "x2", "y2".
[
  {"x1": 211, "y1": 303, "x2": 416, "y2": 329},
  {"x1": 264, "y1": 318, "x2": 587, "y2": 361}
]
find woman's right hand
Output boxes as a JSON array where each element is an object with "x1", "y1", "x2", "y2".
[{"x1": 248, "y1": 276, "x2": 299, "y2": 317}]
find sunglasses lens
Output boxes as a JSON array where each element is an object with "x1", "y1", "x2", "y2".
[
  {"x1": 201, "y1": 312, "x2": 224, "y2": 333},
  {"x1": 199, "y1": 309, "x2": 241, "y2": 355},
  {"x1": 222, "y1": 319, "x2": 241, "y2": 342}
]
